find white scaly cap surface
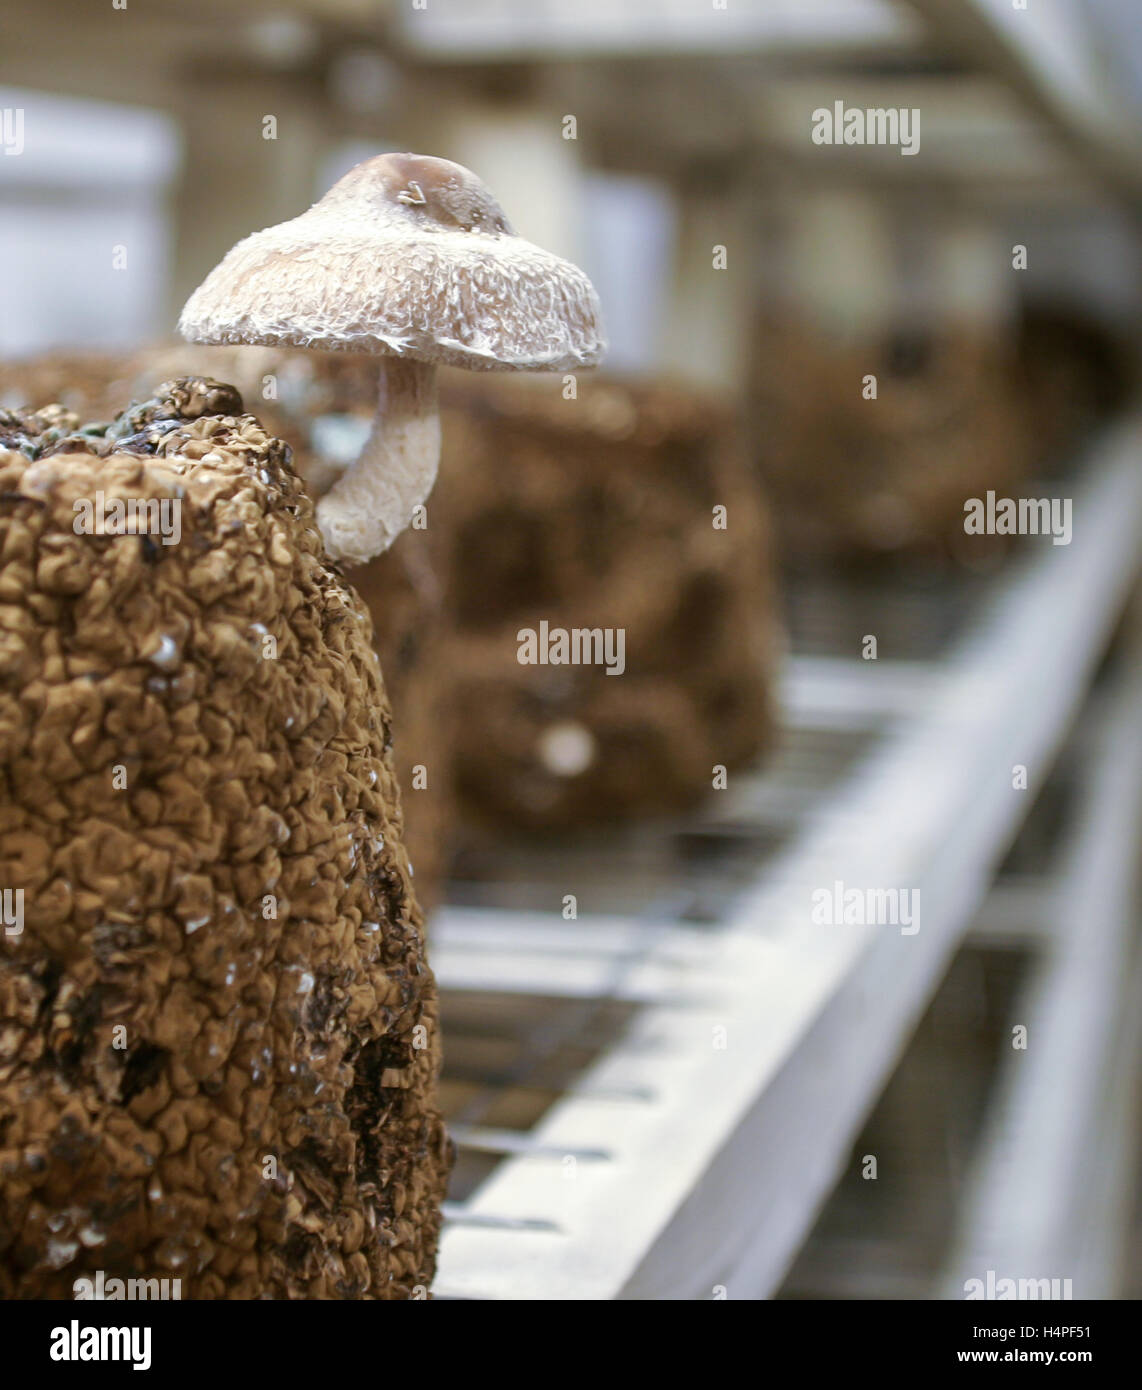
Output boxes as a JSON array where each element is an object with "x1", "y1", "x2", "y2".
[{"x1": 179, "y1": 152, "x2": 606, "y2": 372}]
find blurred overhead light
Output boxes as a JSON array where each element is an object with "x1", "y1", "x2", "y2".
[
  {"x1": 329, "y1": 50, "x2": 400, "y2": 115},
  {"x1": 246, "y1": 15, "x2": 321, "y2": 69},
  {"x1": 395, "y1": 0, "x2": 917, "y2": 59}
]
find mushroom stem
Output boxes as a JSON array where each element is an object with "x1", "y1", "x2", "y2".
[{"x1": 315, "y1": 357, "x2": 440, "y2": 565}]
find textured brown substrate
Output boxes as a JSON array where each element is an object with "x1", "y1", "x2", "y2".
[
  {"x1": 751, "y1": 320, "x2": 1032, "y2": 567},
  {"x1": 0, "y1": 349, "x2": 452, "y2": 912},
  {"x1": 0, "y1": 379, "x2": 449, "y2": 1299},
  {"x1": 437, "y1": 372, "x2": 780, "y2": 831}
]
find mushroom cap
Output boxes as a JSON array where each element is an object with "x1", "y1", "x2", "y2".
[{"x1": 179, "y1": 153, "x2": 606, "y2": 373}]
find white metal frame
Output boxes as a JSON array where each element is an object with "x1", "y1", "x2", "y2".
[{"x1": 941, "y1": 639, "x2": 1142, "y2": 1298}]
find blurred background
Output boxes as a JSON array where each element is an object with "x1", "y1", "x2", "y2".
[{"x1": 2, "y1": 0, "x2": 1142, "y2": 1301}]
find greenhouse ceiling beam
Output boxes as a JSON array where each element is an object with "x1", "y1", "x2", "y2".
[{"x1": 906, "y1": 0, "x2": 1142, "y2": 210}]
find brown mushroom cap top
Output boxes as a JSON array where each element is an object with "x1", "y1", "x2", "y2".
[{"x1": 179, "y1": 153, "x2": 606, "y2": 373}]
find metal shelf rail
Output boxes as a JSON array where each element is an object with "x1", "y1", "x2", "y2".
[
  {"x1": 940, "y1": 635, "x2": 1142, "y2": 1299},
  {"x1": 431, "y1": 420, "x2": 1142, "y2": 1299}
]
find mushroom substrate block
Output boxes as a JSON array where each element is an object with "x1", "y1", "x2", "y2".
[
  {"x1": 751, "y1": 320, "x2": 1033, "y2": 566},
  {"x1": 0, "y1": 347, "x2": 454, "y2": 914},
  {"x1": 0, "y1": 379, "x2": 449, "y2": 1299},
  {"x1": 437, "y1": 372, "x2": 781, "y2": 831}
]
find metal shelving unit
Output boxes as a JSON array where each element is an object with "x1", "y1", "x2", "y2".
[{"x1": 431, "y1": 424, "x2": 1142, "y2": 1299}]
